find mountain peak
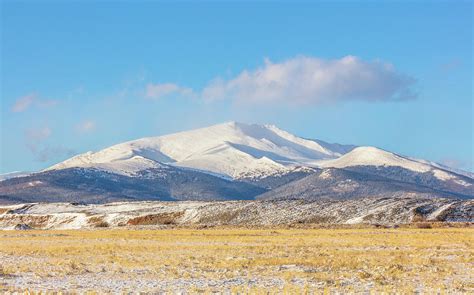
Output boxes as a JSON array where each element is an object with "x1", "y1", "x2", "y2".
[
  {"x1": 42, "y1": 122, "x2": 469, "y2": 185},
  {"x1": 318, "y1": 145, "x2": 471, "y2": 184},
  {"x1": 45, "y1": 121, "x2": 353, "y2": 178},
  {"x1": 3, "y1": 122, "x2": 473, "y2": 205},
  {"x1": 320, "y1": 145, "x2": 428, "y2": 171},
  {"x1": 344, "y1": 146, "x2": 393, "y2": 158}
]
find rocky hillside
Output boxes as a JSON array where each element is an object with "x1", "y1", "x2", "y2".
[
  {"x1": 0, "y1": 197, "x2": 472, "y2": 229},
  {"x1": 257, "y1": 168, "x2": 472, "y2": 201},
  {"x1": 0, "y1": 167, "x2": 265, "y2": 204}
]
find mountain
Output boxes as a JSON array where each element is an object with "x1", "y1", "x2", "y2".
[
  {"x1": 318, "y1": 147, "x2": 473, "y2": 196},
  {"x1": 0, "y1": 171, "x2": 31, "y2": 181},
  {"x1": 0, "y1": 122, "x2": 472, "y2": 204},
  {"x1": 45, "y1": 122, "x2": 355, "y2": 179},
  {"x1": 258, "y1": 168, "x2": 472, "y2": 201},
  {"x1": 0, "y1": 166, "x2": 265, "y2": 204},
  {"x1": 319, "y1": 146, "x2": 471, "y2": 182}
]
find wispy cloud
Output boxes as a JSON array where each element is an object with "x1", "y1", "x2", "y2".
[
  {"x1": 36, "y1": 99, "x2": 59, "y2": 108},
  {"x1": 23, "y1": 126, "x2": 75, "y2": 162},
  {"x1": 11, "y1": 93, "x2": 58, "y2": 113},
  {"x1": 145, "y1": 83, "x2": 194, "y2": 100},
  {"x1": 24, "y1": 126, "x2": 52, "y2": 158},
  {"x1": 146, "y1": 55, "x2": 417, "y2": 106},
  {"x1": 34, "y1": 146, "x2": 76, "y2": 163},
  {"x1": 11, "y1": 93, "x2": 37, "y2": 112},
  {"x1": 76, "y1": 120, "x2": 96, "y2": 134},
  {"x1": 440, "y1": 59, "x2": 462, "y2": 73}
]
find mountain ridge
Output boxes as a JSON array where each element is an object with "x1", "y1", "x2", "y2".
[
  {"x1": 42, "y1": 122, "x2": 470, "y2": 182},
  {"x1": 45, "y1": 122, "x2": 356, "y2": 179},
  {"x1": 0, "y1": 122, "x2": 472, "y2": 204}
]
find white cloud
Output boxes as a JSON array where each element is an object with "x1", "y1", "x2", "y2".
[
  {"x1": 11, "y1": 94, "x2": 37, "y2": 112},
  {"x1": 145, "y1": 83, "x2": 194, "y2": 100},
  {"x1": 202, "y1": 56, "x2": 417, "y2": 105},
  {"x1": 11, "y1": 93, "x2": 59, "y2": 112},
  {"x1": 76, "y1": 120, "x2": 96, "y2": 133},
  {"x1": 24, "y1": 126, "x2": 52, "y2": 156},
  {"x1": 23, "y1": 126, "x2": 75, "y2": 162}
]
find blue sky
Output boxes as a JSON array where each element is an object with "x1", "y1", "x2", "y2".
[{"x1": 1, "y1": 1, "x2": 472, "y2": 173}]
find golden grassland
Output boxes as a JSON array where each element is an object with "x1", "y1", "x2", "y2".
[{"x1": 0, "y1": 226, "x2": 473, "y2": 293}]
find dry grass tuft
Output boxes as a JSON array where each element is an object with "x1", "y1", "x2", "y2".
[{"x1": 415, "y1": 222, "x2": 433, "y2": 229}]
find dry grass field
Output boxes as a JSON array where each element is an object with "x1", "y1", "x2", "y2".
[{"x1": 0, "y1": 227, "x2": 473, "y2": 293}]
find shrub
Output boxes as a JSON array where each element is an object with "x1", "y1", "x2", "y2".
[
  {"x1": 415, "y1": 222, "x2": 432, "y2": 229},
  {"x1": 95, "y1": 221, "x2": 110, "y2": 228},
  {"x1": 88, "y1": 216, "x2": 109, "y2": 228}
]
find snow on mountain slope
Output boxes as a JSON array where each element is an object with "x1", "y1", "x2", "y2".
[
  {"x1": 46, "y1": 122, "x2": 352, "y2": 178},
  {"x1": 411, "y1": 158, "x2": 474, "y2": 179},
  {"x1": 0, "y1": 171, "x2": 31, "y2": 182},
  {"x1": 320, "y1": 147, "x2": 429, "y2": 171},
  {"x1": 45, "y1": 122, "x2": 472, "y2": 184},
  {"x1": 319, "y1": 146, "x2": 471, "y2": 185},
  {"x1": 172, "y1": 144, "x2": 289, "y2": 179}
]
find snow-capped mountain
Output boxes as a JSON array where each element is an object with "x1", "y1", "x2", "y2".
[
  {"x1": 318, "y1": 146, "x2": 470, "y2": 184},
  {"x1": 1, "y1": 122, "x2": 472, "y2": 204},
  {"x1": 46, "y1": 122, "x2": 355, "y2": 179},
  {"x1": 46, "y1": 122, "x2": 470, "y2": 184}
]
